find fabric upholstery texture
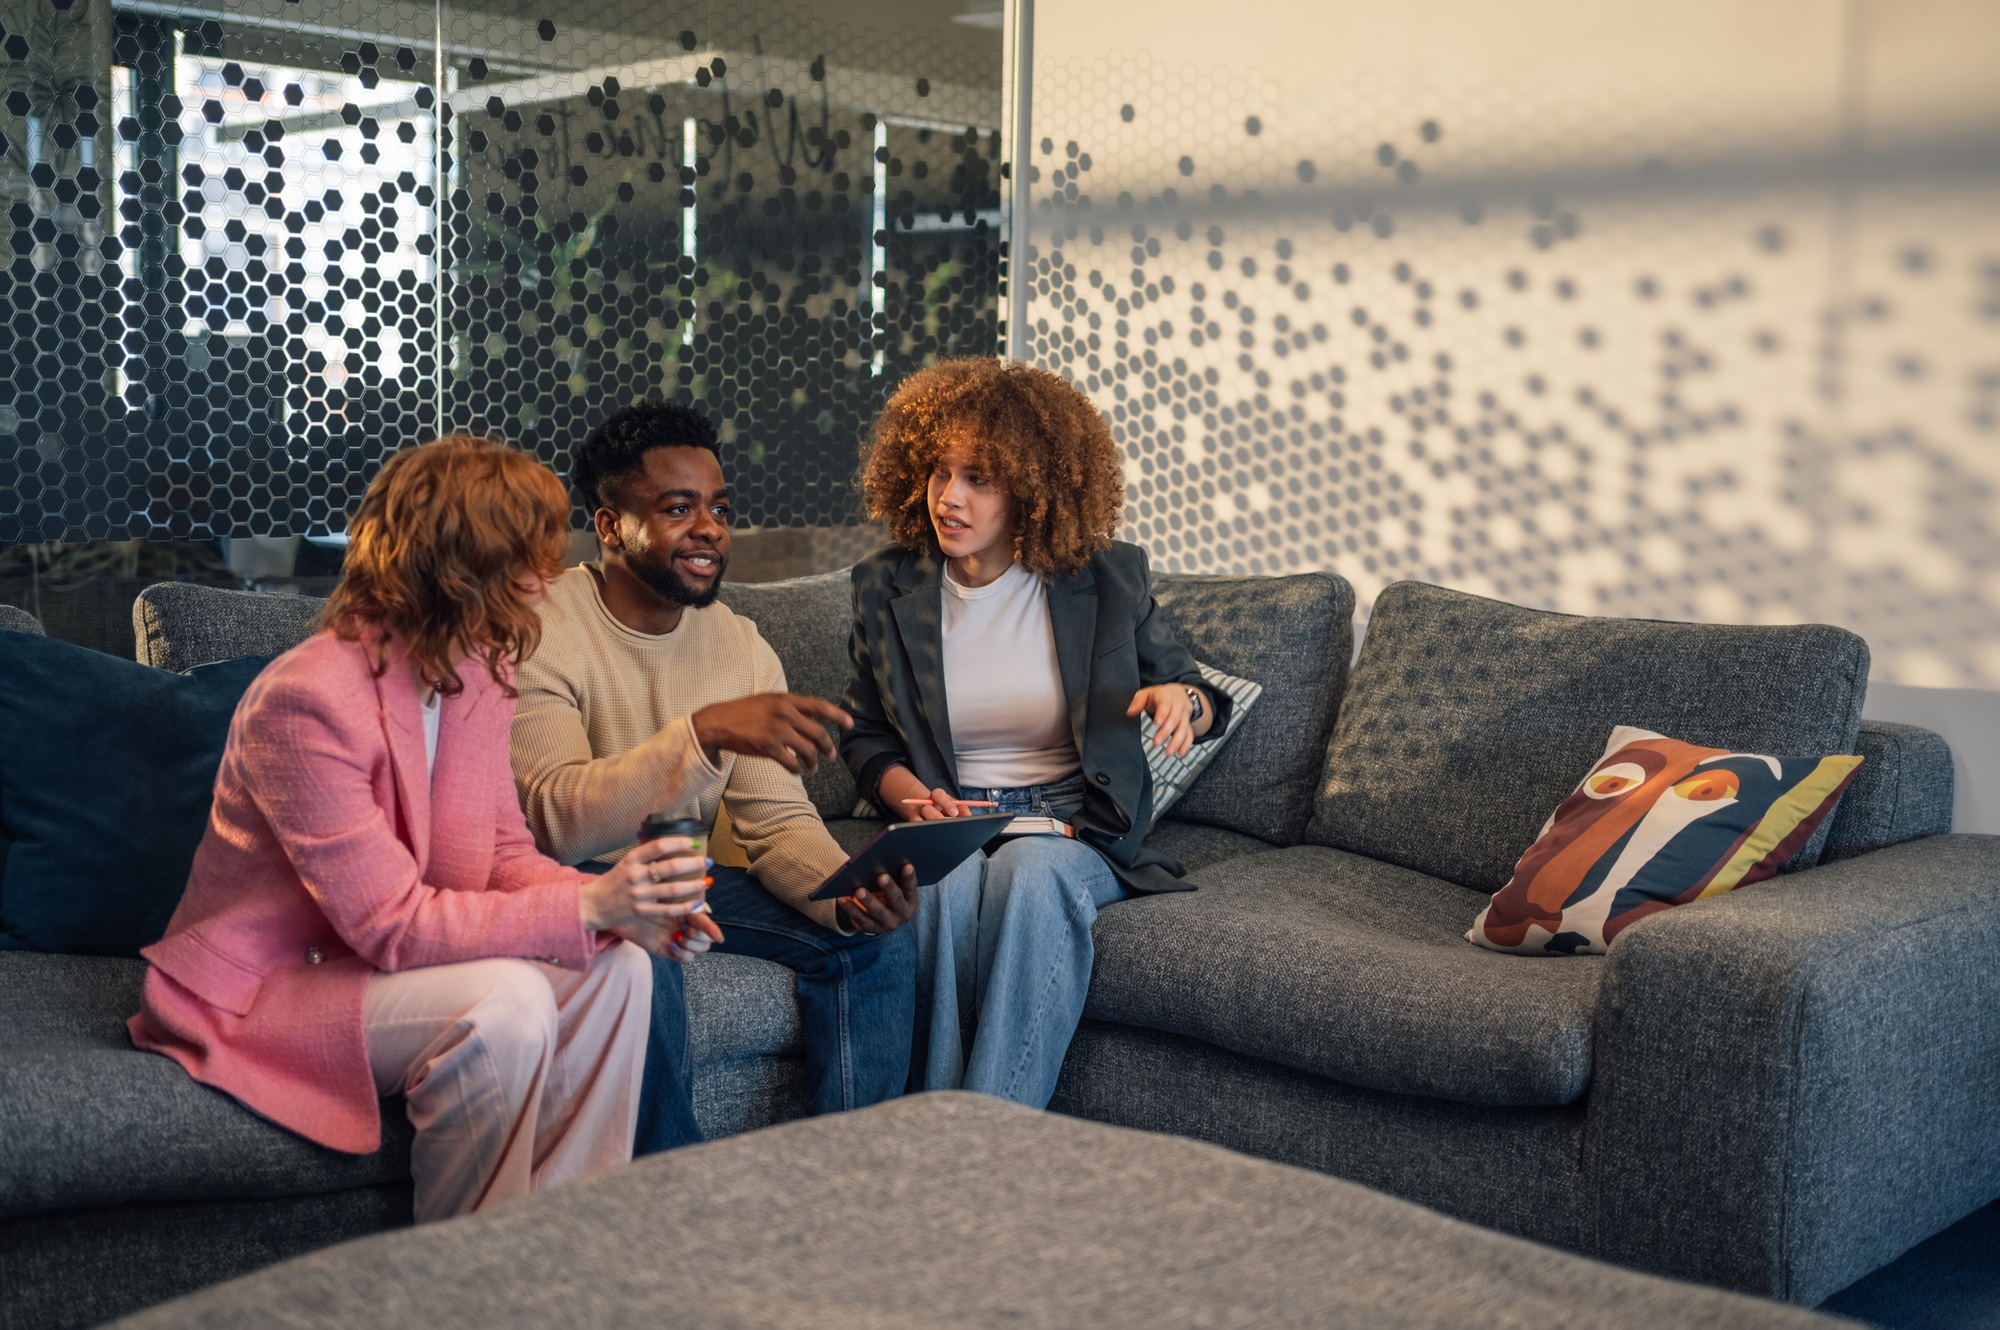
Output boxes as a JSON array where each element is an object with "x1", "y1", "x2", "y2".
[
  {"x1": 1050, "y1": 1021, "x2": 1592, "y2": 1254},
  {"x1": 679, "y1": 952, "x2": 801, "y2": 1063},
  {"x1": 0, "y1": 635, "x2": 272, "y2": 956},
  {"x1": 114, "y1": 1094, "x2": 1844, "y2": 1330},
  {"x1": 1469, "y1": 726, "x2": 1864, "y2": 956},
  {"x1": 0, "y1": 946, "x2": 800, "y2": 1222},
  {"x1": 133, "y1": 583, "x2": 326, "y2": 671},
  {"x1": 1139, "y1": 819, "x2": 1280, "y2": 873},
  {"x1": 1819, "y1": 720, "x2": 1955, "y2": 861},
  {"x1": 716, "y1": 570, "x2": 859, "y2": 821},
  {"x1": 1152, "y1": 571, "x2": 1355, "y2": 844},
  {"x1": 0, "y1": 953, "x2": 413, "y2": 1221},
  {"x1": 0, "y1": 604, "x2": 44, "y2": 634},
  {"x1": 821, "y1": 815, "x2": 888, "y2": 855},
  {"x1": 1141, "y1": 662, "x2": 1262, "y2": 820},
  {"x1": 691, "y1": 1056, "x2": 810, "y2": 1140},
  {"x1": 1309, "y1": 582, "x2": 1870, "y2": 889},
  {"x1": 1587, "y1": 834, "x2": 2000, "y2": 1304},
  {"x1": 1086, "y1": 845, "x2": 1603, "y2": 1105},
  {"x1": 4, "y1": 1182, "x2": 413, "y2": 1330}
]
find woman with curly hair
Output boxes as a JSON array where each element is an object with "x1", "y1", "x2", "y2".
[
  {"x1": 843, "y1": 359, "x2": 1230, "y2": 1107},
  {"x1": 130, "y1": 436, "x2": 720, "y2": 1221}
]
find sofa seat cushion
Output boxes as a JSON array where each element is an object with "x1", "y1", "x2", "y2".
[
  {"x1": 682, "y1": 951, "x2": 801, "y2": 1063},
  {"x1": 0, "y1": 947, "x2": 801, "y2": 1221},
  {"x1": 0, "y1": 952, "x2": 413, "y2": 1220},
  {"x1": 1084, "y1": 846, "x2": 1603, "y2": 1106},
  {"x1": 1141, "y1": 819, "x2": 1280, "y2": 874}
]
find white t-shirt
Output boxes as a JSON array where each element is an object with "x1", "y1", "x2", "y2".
[
  {"x1": 940, "y1": 561, "x2": 1081, "y2": 789},
  {"x1": 421, "y1": 690, "x2": 441, "y2": 781}
]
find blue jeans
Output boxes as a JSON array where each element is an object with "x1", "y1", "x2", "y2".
[
  {"x1": 910, "y1": 774, "x2": 1130, "y2": 1109},
  {"x1": 634, "y1": 865, "x2": 918, "y2": 1155}
]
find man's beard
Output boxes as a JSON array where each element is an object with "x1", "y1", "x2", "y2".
[{"x1": 627, "y1": 543, "x2": 726, "y2": 609}]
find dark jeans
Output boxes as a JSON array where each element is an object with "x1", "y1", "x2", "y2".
[{"x1": 633, "y1": 865, "x2": 918, "y2": 1155}]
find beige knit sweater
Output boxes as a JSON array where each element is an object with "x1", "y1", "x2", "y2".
[{"x1": 510, "y1": 564, "x2": 850, "y2": 930}]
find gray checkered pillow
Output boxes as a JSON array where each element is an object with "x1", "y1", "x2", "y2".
[{"x1": 1142, "y1": 662, "x2": 1263, "y2": 822}]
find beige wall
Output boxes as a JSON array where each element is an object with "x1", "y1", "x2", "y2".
[{"x1": 1021, "y1": 0, "x2": 2000, "y2": 695}]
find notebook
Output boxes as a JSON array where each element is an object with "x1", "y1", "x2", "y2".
[{"x1": 996, "y1": 816, "x2": 1074, "y2": 838}]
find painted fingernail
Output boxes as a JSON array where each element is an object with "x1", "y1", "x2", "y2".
[{"x1": 704, "y1": 857, "x2": 715, "y2": 868}]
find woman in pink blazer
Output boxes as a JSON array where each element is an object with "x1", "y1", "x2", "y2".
[{"x1": 130, "y1": 435, "x2": 722, "y2": 1222}]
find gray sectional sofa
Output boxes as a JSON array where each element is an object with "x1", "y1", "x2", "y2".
[{"x1": 2, "y1": 568, "x2": 1995, "y2": 1328}]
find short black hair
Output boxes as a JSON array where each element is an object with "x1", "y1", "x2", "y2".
[{"x1": 571, "y1": 400, "x2": 721, "y2": 511}]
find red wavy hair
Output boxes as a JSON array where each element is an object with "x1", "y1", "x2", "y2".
[{"x1": 320, "y1": 435, "x2": 571, "y2": 697}]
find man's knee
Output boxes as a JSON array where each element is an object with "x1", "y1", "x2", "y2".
[
  {"x1": 865, "y1": 920, "x2": 920, "y2": 977},
  {"x1": 802, "y1": 922, "x2": 917, "y2": 989}
]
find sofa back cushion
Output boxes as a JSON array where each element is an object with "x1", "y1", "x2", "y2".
[
  {"x1": 1307, "y1": 582, "x2": 1870, "y2": 890},
  {"x1": 135, "y1": 582, "x2": 327, "y2": 670},
  {"x1": 1152, "y1": 572, "x2": 1355, "y2": 845},
  {"x1": 718, "y1": 571, "x2": 860, "y2": 821},
  {"x1": 0, "y1": 631, "x2": 271, "y2": 956}
]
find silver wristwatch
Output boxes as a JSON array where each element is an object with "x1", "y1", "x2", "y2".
[{"x1": 1184, "y1": 685, "x2": 1204, "y2": 722}]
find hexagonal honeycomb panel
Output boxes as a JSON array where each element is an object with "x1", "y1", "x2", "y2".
[
  {"x1": 2, "y1": 0, "x2": 1002, "y2": 541},
  {"x1": 1017, "y1": 19, "x2": 2000, "y2": 689}
]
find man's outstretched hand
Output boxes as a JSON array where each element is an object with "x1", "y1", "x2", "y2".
[
  {"x1": 838, "y1": 861, "x2": 920, "y2": 936},
  {"x1": 691, "y1": 693, "x2": 854, "y2": 774}
]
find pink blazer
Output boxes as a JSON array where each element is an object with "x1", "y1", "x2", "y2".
[{"x1": 129, "y1": 629, "x2": 600, "y2": 1154}]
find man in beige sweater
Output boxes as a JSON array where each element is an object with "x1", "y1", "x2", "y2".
[{"x1": 511, "y1": 400, "x2": 920, "y2": 1154}]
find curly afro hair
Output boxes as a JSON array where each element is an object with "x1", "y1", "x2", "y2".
[
  {"x1": 860, "y1": 359, "x2": 1123, "y2": 580},
  {"x1": 571, "y1": 399, "x2": 720, "y2": 512}
]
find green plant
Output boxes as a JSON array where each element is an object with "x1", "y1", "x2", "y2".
[{"x1": 0, "y1": 0, "x2": 98, "y2": 179}]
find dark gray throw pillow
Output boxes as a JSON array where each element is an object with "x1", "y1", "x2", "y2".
[
  {"x1": 0, "y1": 631, "x2": 272, "y2": 956},
  {"x1": 1307, "y1": 582, "x2": 1869, "y2": 891},
  {"x1": 1152, "y1": 572, "x2": 1355, "y2": 846}
]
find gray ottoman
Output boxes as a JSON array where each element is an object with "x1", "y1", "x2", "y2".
[{"x1": 116, "y1": 1094, "x2": 1847, "y2": 1329}]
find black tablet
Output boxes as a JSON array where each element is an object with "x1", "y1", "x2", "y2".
[{"x1": 807, "y1": 814, "x2": 1014, "y2": 901}]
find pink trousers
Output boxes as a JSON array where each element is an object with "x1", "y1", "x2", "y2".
[{"x1": 362, "y1": 941, "x2": 652, "y2": 1222}]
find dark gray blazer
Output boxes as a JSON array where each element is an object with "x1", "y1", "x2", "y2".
[{"x1": 840, "y1": 541, "x2": 1232, "y2": 894}]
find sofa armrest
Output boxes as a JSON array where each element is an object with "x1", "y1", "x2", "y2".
[
  {"x1": 1584, "y1": 834, "x2": 2000, "y2": 1304},
  {"x1": 1819, "y1": 720, "x2": 1954, "y2": 863}
]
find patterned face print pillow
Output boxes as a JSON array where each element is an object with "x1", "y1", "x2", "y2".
[{"x1": 1467, "y1": 726, "x2": 1864, "y2": 956}]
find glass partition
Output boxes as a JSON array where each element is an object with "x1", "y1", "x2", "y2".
[{"x1": 1, "y1": 0, "x2": 1004, "y2": 540}]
